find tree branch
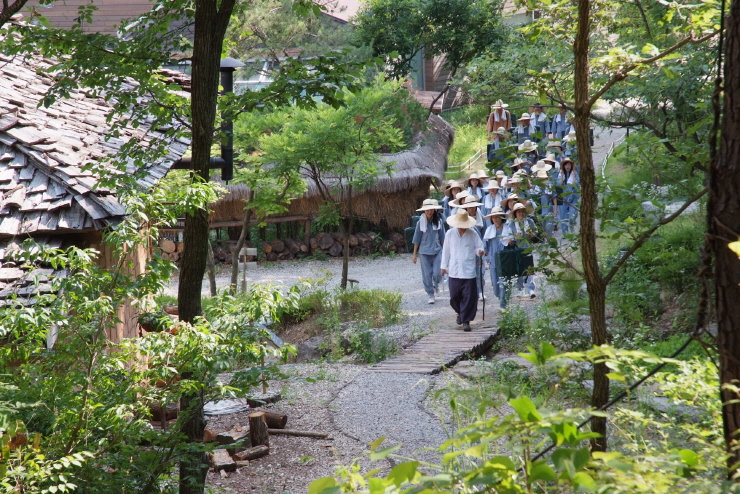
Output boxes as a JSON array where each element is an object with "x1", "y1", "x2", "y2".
[
  {"x1": 587, "y1": 30, "x2": 719, "y2": 109},
  {"x1": 602, "y1": 187, "x2": 708, "y2": 285}
]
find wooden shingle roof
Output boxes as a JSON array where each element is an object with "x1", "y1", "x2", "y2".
[{"x1": 0, "y1": 50, "x2": 190, "y2": 239}]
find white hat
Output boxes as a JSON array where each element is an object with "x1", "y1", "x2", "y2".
[
  {"x1": 495, "y1": 170, "x2": 506, "y2": 177},
  {"x1": 518, "y1": 139, "x2": 537, "y2": 152},
  {"x1": 531, "y1": 160, "x2": 553, "y2": 172},
  {"x1": 493, "y1": 126, "x2": 508, "y2": 135},
  {"x1": 476, "y1": 169, "x2": 490, "y2": 180},
  {"x1": 446, "y1": 209, "x2": 478, "y2": 229},
  {"x1": 543, "y1": 153, "x2": 557, "y2": 163},
  {"x1": 463, "y1": 172, "x2": 481, "y2": 187},
  {"x1": 416, "y1": 199, "x2": 443, "y2": 212},
  {"x1": 485, "y1": 180, "x2": 501, "y2": 190},
  {"x1": 508, "y1": 175, "x2": 523, "y2": 184},
  {"x1": 449, "y1": 193, "x2": 483, "y2": 209},
  {"x1": 563, "y1": 130, "x2": 577, "y2": 143},
  {"x1": 518, "y1": 112, "x2": 532, "y2": 121},
  {"x1": 535, "y1": 169, "x2": 549, "y2": 178},
  {"x1": 491, "y1": 99, "x2": 509, "y2": 109},
  {"x1": 501, "y1": 193, "x2": 520, "y2": 209},
  {"x1": 510, "y1": 158, "x2": 524, "y2": 168},
  {"x1": 483, "y1": 206, "x2": 507, "y2": 220},
  {"x1": 547, "y1": 141, "x2": 564, "y2": 149},
  {"x1": 511, "y1": 202, "x2": 527, "y2": 213}
]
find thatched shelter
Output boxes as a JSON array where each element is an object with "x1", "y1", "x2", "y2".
[{"x1": 210, "y1": 114, "x2": 454, "y2": 230}]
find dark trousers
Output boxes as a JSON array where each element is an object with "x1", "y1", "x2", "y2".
[{"x1": 449, "y1": 277, "x2": 478, "y2": 324}]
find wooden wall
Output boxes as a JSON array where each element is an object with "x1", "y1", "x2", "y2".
[{"x1": 86, "y1": 231, "x2": 150, "y2": 344}]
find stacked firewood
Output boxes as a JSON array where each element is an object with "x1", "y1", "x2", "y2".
[{"x1": 157, "y1": 238, "x2": 184, "y2": 262}]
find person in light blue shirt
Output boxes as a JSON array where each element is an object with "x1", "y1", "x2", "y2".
[
  {"x1": 550, "y1": 104, "x2": 571, "y2": 139},
  {"x1": 483, "y1": 207, "x2": 508, "y2": 309},
  {"x1": 412, "y1": 199, "x2": 446, "y2": 304}
]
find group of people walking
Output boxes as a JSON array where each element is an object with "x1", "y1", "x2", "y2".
[{"x1": 411, "y1": 101, "x2": 582, "y2": 330}]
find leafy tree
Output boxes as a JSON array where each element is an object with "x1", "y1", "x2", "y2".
[
  {"x1": 354, "y1": 0, "x2": 508, "y2": 108},
  {"x1": 252, "y1": 78, "x2": 420, "y2": 289}
]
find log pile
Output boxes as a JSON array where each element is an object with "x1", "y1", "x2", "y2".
[{"x1": 159, "y1": 230, "x2": 409, "y2": 264}]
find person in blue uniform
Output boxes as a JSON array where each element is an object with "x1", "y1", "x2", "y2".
[
  {"x1": 412, "y1": 199, "x2": 446, "y2": 304},
  {"x1": 483, "y1": 206, "x2": 508, "y2": 310}
]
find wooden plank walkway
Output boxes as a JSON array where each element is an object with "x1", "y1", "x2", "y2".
[{"x1": 370, "y1": 323, "x2": 499, "y2": 374}]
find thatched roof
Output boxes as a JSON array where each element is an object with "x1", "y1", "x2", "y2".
[{"x1": 210, "y1": 114, "x2": 454, "y2": 229}]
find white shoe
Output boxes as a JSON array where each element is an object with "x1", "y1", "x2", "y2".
[{"x1": 428, "y1": 296, "x2": 435, "y2": 304}]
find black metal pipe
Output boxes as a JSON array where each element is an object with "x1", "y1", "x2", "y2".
[{"x1": 219, "y1": 57, "x2": 244, "y2": 182}]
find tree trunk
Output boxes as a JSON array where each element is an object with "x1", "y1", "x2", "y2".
[
  {"x1": 230, "y1": 190, "x2": 255, "y2": 294},
  {"x1": 178, "y1": 1, "x2": 236, "y2": 493},
  {"x1": 574, "y1": 0, "x2": 609, "y2": 452},
  {"x1": 263, "y1": 411, "x2": 288, "y2": 429},
  {"x1": 712, "y1": 0, "x2": 740, "y2": 477},
  {"x1": 206, "y1": 242, "x2": 217, "y2": 297}
]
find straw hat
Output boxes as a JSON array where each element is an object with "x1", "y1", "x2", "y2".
[
  {"x1": 560, "y1": 158, "x2": 575, "y2": 169},
  {"x1": 531, "y1": 160, "x2": 553, "y2": 172},
  {"x1": 501, "y1": 193, "x2": 520, "y2": 209},
  {"x1": 444, "y1": 181, "x2": 464, "y2": 197},
  {"x1": 449, "y1": 193, "x2": 483, "y2": 209},
  {"x1": 511, "y1": 202, "x2": 527, "y2": 213},
  {"x1": 508, "y1": 175, "x2": 523, "y2": 185},
  {"x1": 476, "y1": 169, "x2": 490, "y2": 180},
  {"x1": 416, "y1": 198, "x2": 443, "y2": 212},
  {"x1": 446, "y1": 209, "x2": 478, "y2": 229},
  {"x1": 518, "y1": 139, "x2": 537, "y2": 152},
  {"x1": 518, "y1": 112, "x2": 532, "y2": 121},
  {"x1": 542, "y1": 153, "x2": 557, "y2": 163},
  {"x1": 535, "y1": 169, "x2": 549, "y2": 178},
  {"x1": 563, "y1": 130, "x2": 577, "y2": 143},
  {"x1": 483, "y1": 206, "x2": 507, "y2": 220},
  {"x1": 509, "y1": 158, "x2": 524, "y2": 169},
  {"x1": 491, "y1": 99, "x2": 509, "y2": 109},
  {"x1": 492, "y1": 126, "x2": 508, "y2": 135},
  {"x1": 485, "y1": 180, "x2": 501, "y2": 190},
  {"x1": 463, "y1": 172, "x2": 481, "y2": 187},
  {"x1": 495, "y1": 170, "x2": 506, "y2": 178},
  {"x1": 547, "y1": 141, "x2": 564, "y2": 149}
]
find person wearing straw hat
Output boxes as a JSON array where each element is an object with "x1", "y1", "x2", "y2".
[
  {"x1": 542, "y1": 151, "x2": 561, "y2": 170},
  {"x1": 500, "y1": 192, "x2": 520, "y2": 214},
  {"x1": 412, "y1": 199, "x2": 446, "y2": 304},
  {"x1": 441, "y1": 209, "x2": 485, "y2": 331},
  {"x1": 487, "y1": 126, "x2": 510, "y2": 162},
  {"x1": 531, "y1": 160, "x2": 556, "y2": 236},
  {"x1": 555, "y1": 158, "x2": 580, "y2": 234},
  {"x1": 464, "y1": 172, "x2": 485, "y2": 199},
  {"x1": 449, "y1": 193, "x2": 484, "y2": 234},
  {"x1": 518, "y1": 139, "x2": 539, "y2": 164},
  {"x1": 515, "y1": 113, "x2": 537, "y2": 144},
  {"x1": 562, "y1": 128, "x2": 578, "y2": 160},
  {"x1": 475, "y1": 169, "x2": 490, "y2": 191},
  {"x1": 503, "y1": 202, "x2": 538, "y2": 301},
  {"x1": 530, "y1": 102, "x2": 550, "y2": 138},
  {"x1": 482, "y1": 180, "x2": 504, "y2": 222},
  {"x1": 550, "y1": 103, "x2": 570, "y2": 139},
  {"x1": 486, "y1": 100, "x2": 512, "y2": 140},
  {"x1": 483, "y1": 207, "x2": 508, "y2": 308},
  {"x1": 442, "y1": 180, "x2": 464, "y2": 219}
]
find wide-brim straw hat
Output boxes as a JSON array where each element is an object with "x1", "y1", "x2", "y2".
[
  {"x1": 491, "y1": 99, "x2": 509, "y2": 109},
  {"x1": 535, "y1": 169, "x2": 549, "y2": 178},
  {"x1": 518, "y1": 139, "x2": 537, "y2": 152},
  {"x1": 518, "y1": 112, "x2": 532, "y2": 121},
  {"x1": 531, "y1": 160, "x2": 553, "y2": 172},
  {"x1": 547, "y1": 141, "x2": 564, "y2": 149},
  {"x1": 476, "y1": 169, "x2": 490, "y2": 180},
  {"x1": 444, "y1": 181, "x2": 464, "y2": 197},
  {"x1": 509, "y1": 158, "x2": 524, "y2": 168},
  {"x1": 495, "y1": 170, "x2": 506, "y2": 177},
  {"x1": 493, "y1": 126, "x2": 508, "y2": 135},
  {"x1": 543, "y1": 153, "x2": 557, "y2": 163},
  {"x1": 508, "y1": 176, "x2": 523, "y2": 185},
  {"x1": 560, "y1": 158, "x2": 576, "y2": 168},
  {"x1": 463, "y1": 172, "x2": 481, "y2": 187},
  {"x1": 501, "y1": 193, "x2": 520, "y2": 209},
  {"x1": 447, "y1": 209, "x2": 478, "y2": 229},
  {"x1": 449, "y1": 194, "x2": 483, "y2": 209},
  {"x1": 484, "y1": 207, "x2": 507, "y2": 220},
  {"x1": 563, "y1": 130, "x2": 577, "y2": 143},
  {"x1": 511, "y1": 202, "x2": 527, "y2": 213},
  {"x1": 416, "y1": 198, "x2": 443, "y2": 212},
  {"x1": 485, "y1": 180, "x2": 501, "y2": 190}
]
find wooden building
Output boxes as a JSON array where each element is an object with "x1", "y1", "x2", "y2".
[
  {"x1": 208, "y1": 114, "x2": 454, "y2": 232},
  {"x1": 0, "y1": 35, "x2": 189, "y2": 344}
]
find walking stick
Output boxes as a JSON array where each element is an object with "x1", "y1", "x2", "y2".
[{"x1": 479, "y1": 254, "x2": 485, "y2": 321}]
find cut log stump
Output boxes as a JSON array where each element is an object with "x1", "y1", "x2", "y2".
[
  {"x1": 248, "y1": 412, "x2": 270, "y2": 447},
  {"x1": 263, "y1": 411, "x2": 288, "y2": 429},
  {"x1": 232, "y1": 445, "x2": 269, "y2": 462}
]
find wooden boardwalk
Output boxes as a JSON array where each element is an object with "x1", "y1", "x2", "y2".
[{"x1": 370, "y1": 323, "x2": 499, "y2": 374}]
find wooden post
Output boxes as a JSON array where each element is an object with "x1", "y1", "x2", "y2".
[
  {"x1": 304, "y1": 220, "x2": 311, "y2": 247},
  {"x1": 248, "y1": 412, "x2": 269, "y2": 447},
  {"x1": 260, "y1": 355, "x2": 267, "y2": 394}
]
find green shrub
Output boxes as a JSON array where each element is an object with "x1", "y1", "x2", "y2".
[
  {"x1": 348, "y1": 327, "x2": 401, "y2": 364},
  {"x1": 498, "y1": 306, "x2": 529, "y2": 339},
  {"x1": 335, "y1": 288, "x2": 403, "y2": 327}
]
